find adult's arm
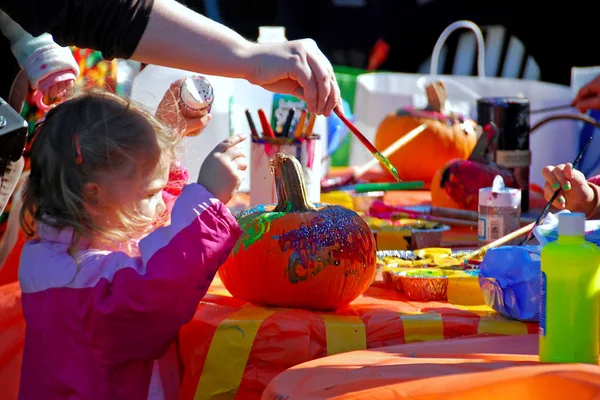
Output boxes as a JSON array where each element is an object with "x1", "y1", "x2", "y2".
[
  {"x1": 1, "y1": 0, "x2": 340, "y2": 114},
  {"x1": 0, "y1": 0, "x2": 153, "y2": 59}
]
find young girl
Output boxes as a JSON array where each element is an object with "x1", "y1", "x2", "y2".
[{"x1": 17, "y1": 88, "x2": 246, "y2": 399}]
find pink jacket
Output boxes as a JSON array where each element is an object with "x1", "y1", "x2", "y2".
[{"x1": 18, "y1": 183, "x2": 242, "y2": 400}]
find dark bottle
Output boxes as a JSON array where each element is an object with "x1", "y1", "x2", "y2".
[{"x1": 477, "y1": 97, "x2": 530, "y2": 212}]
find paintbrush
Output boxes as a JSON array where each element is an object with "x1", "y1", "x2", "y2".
[
  {"x1": 282, "y1": 108, "x2": 295, "y2": 138},
  {"x1": 520, "y1": 133, "x2": 595, "y2": 245},
  {"x1": 257, "y1": 109, "x2": 275, "y2": 138},
  {"x1": 293, "y1": 109, "x2": 308, "y2": 138},
  {"x1": 245, "y1": 109, "x2": 260, "y2": 138},
  {"x1": 334, "y1": 108, "x2": 400, "y2": 182},
  {"x1": 531, "y1": 104, "x2": 575, "y2": 114},
  {"x1": 304, "y1": 113, "x2": 317, "y2": 137},
  {"x1": 458, "y1": 222, "x2": 537, "y2": 264}
]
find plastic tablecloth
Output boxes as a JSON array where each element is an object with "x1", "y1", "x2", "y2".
[
  {"x1": 179, "y1": 277, "x2": 537, "y2": 400},
  {"x1": 262, "y1": 334, "x2": 600, "y2": 400}
]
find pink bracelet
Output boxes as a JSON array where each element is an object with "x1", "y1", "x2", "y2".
[{"x1": 34, "y1": 90, "x2": 50, "y2": 111}]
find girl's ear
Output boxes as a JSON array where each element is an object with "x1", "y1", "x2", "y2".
[
  {"x1": 82, "y1": 182, "x2": 99, "y2": 204},
  {"x1": 82, "y1": 182, "x2": 101, "y2": 216}
]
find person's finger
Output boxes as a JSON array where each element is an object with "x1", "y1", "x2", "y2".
[
  {"x1": 48, "y1": 85, "x2": 58, "y2": 99},
  {"x1": 305, "y1": 50, "x2": 331, "y2": 115},
  {"x1": 574, "y1": 96, "x2": 600, "y2": 113},
  {"x1": 323, "y1": 75, "x2": 340, "y2": 117},
  {"x1": 563, "y1": 163, "x2": 588, "y2": 189},
  {"x1": 184, "y1": 114, "x2": 211, "y2": 136},
  {"x1": 541, "y1": 165, "x2": 561, "y2": 191},
  {"x1": 574, "y1": 76, "x2": 600, "y2": 102},
  {"x1": 214, "y1": 134, "x2": 248, "y2": 153},
  {"x1": 544, "y1": 181, "x2": 566, "y2": 209},
  {"x1": 233, "y1": 156, "x2": 248, "y2": 171},
  {"x1": 290, "y1": 43, "x2": 317, "y2": 113}
]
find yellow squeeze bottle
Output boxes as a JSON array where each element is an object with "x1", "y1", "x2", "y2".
[{"x1": 539, "y1": 212, "x2": 600, "y2": 364}]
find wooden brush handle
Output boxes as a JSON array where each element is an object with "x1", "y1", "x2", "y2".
[{"x1": 463, "y1": 222, "x2": 536, "y2": 261}]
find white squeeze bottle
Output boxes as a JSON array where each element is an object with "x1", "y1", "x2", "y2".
[{"x1": 257, "y1": 26, "x2": 287, "y2": 44}]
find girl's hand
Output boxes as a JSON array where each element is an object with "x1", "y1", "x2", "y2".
[
  {"x1": 542, "y1": 163, "x2": 596, "y2": 215},
  {"x1": 573, "y1": 75, "x2": 600, "y2": 113},
  {"x1": 198, "y1": 134, "x2": 248, "y2": 204},
  {"x1": 245, "y1": 39, "x2": 342, "y2": 117},
  {"x1": 156, "y1": 78, "x2": 211, "y2": 137}
]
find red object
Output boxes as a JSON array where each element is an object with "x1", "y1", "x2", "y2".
[
  {"x1": 257, "y1": 109, "x2": 275, "y2": 138},
  {"x1": 368, "y1": 39, "x2": 390, "y2": 71}
]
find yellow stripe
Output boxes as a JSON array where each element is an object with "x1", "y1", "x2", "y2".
[
  {"x1": 193, "y1": 305, "x2": 275, "y2": 400},
  {"x1": 400, "y1": 312, "x2": 444, "y2": 343},
  {"x1": 321, "y1": 314, "x2": 366, "y2": 356},
  {"x1": 478, "y1": 317, "x2": 528, "y2": 335}
]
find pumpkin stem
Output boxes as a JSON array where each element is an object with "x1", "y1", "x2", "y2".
[
  {"x1": 270, "y1": 153, "x2": 318, "y2": 212},
  {"x1": 425, "y1": 81, "x2": 447, "y2": 113}
]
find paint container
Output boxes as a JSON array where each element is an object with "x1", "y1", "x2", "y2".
[
  {"x1": 250, "y1": 135, "x2": 322, "y2": 207},
  {"x1": 180, "y1": 75, "x2": 214, "y2": 118}
]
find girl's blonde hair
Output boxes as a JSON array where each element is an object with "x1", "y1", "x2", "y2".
[{"x1": 20, "y1": 90, "x2": 180, "y2": 246}]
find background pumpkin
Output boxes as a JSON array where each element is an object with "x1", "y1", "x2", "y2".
[
  {"x1": 374, "y1": 81, "x2": 477, "y2": 183},
  {"x1": 219, "y1": 153, "x2": 377, "y2": 311}
]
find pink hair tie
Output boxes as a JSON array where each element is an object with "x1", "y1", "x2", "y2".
[{"x1": 34, "y1": 90, "x2": 50, "y2": 111}]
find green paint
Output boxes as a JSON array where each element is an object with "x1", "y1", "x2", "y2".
[
  {"x1": 374, "y1": 151, "x2": 400, "y2": 181},
  {"x1": 232, "y1": 207, "x2": 285, "y2": 255}
]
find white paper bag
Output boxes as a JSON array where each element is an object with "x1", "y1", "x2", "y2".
[{"x1": 350, "y1": 21, "x2": 578, "y2": 189}]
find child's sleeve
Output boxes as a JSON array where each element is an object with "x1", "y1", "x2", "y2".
[
  {"x1": 80, "y1": 183, "x2": 241, "y2": 363},
  {"x1": 0, "y1": 10, "x2": 79, "y2": 91},
  {"x1": 587, "y1": 176, "x2": 600, "y2": 218}
]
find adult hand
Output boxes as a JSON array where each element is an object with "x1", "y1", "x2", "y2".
[
  {"x1": 155, "y1": 78, "x2": 211, "y2": 137},
  {"x1": 573, "y1": 75, "x2": 600, "y2": 113},
  {"x1": 245, "y1": 39, "x2": 342, "y2": 117}
]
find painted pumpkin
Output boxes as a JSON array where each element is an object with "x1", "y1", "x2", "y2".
[
  {"x1": 219, "y1": 153, "x2": 377, "y2": 310},
  {"x1": 374, "y1": 81, "x2": 477, "y2": 182},
  {"x1": 431, "y1": 159, "x2": 519, "y2": 211}
]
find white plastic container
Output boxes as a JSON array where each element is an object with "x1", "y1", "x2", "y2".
[
  {"x1": 250, "y1": 136, "x2": 322, "y2": 206},
  {"x1": 257, "y1": 26, "x2": 287, "y2": 43},
  {"x1": 478, "y1": 175, "x2": 522, "y2": 245}
]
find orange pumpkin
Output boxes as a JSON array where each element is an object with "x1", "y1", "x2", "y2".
[
  {"x1": 431, "y1": 159, "x2": 519, "y2": 211},
  {"x1": 374, "y1": 81, "x2": 477, "y2": 183},
  {"x1": 219, "y1": 153, "x2": 377, "y2": 310}
]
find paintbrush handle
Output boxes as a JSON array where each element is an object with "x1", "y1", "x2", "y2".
[
  {"x1": 334, "y1": 108, "x2": 378, "y2": 153},
  {"x1": 465, "y1": 222, "x2": 536, "y2": 260},
  {"x1": 293, "y1": 109, "x2": 307, "y2": 138},
  {"x1": 245, "y1": 109, "x2": 260, "y2": 138},
  {"x1": 531, "y1": 104, "x2": 574, "y2": 114},
  {"x1": 257, "y1": 109, "x2": 275, "y2": 138},
  {"x1": 393, "y1": 212, "x2": 478, "y2": 227},
  {"x1": 304, "y1": 113, "x2": 317, "y2": 137},
  {"x1": 354, "y1": 124, "x2": 427, "y2": 179}
]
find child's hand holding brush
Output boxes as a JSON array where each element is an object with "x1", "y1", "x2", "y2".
[{"x1": 542, "y1": 163, "x2": 599, "y2": 217}]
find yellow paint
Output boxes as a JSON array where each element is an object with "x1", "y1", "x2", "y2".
[
  {"x1": 478, "y1": 317, "x2": 528, "y2": 336},
  {"x1": 447, "y1": 273, "x2": 486, "y2": 306},
  {"x1": 321, "y1": 314, "x2": 367, "y2": 356},
  {"x1": 400, "y1": 312, "x2": 444, "y2": 343},
  {"x1": 193, "y1": 306, "x2": 275, "y2": 400}
]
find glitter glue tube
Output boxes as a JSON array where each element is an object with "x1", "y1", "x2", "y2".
[
  {"x1": 179, "y1": 75, "x2": 214, "y2": 118},
  {"x1": 540, "y1": 212, "x2": 600, "y2": 364}
]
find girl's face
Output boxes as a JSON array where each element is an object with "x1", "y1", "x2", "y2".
[{"x1": 87, "y1": 153, "x2": 171, "y2": 239}]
